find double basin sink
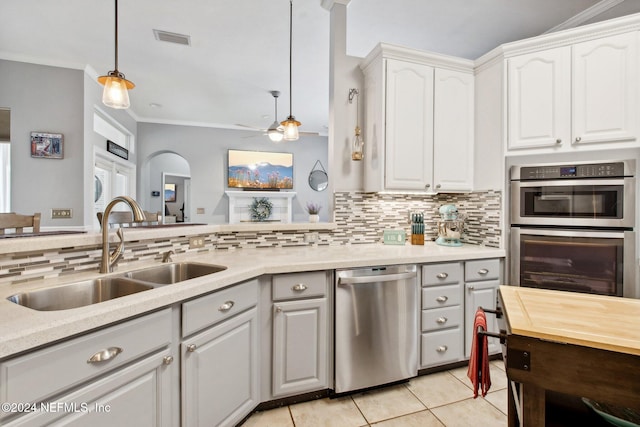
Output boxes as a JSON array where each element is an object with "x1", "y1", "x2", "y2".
[{"x1": 7, "y1": 262, "x2": 227, "y2": 311}]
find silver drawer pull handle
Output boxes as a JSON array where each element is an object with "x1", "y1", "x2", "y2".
[
  {"x1": 436, "y1": 345, "x2": 448, "y2": 353},
  {"x1": 275, "y1": 306, "x2": 283, "y2": 313},
  {"x1": 218, "y1": 301, "x2": 234, "y2": 312},
  {"x1": 436, "y1": 296, "x2": 448, "y2": 303},
  {"x1": 163, "y1": 356, "x2": 174, "y2": 365},
  {"x1": 187, "y1": 344, "x2": 197, "y2": 352},
  {"x1": 87, "y1": 347, "x2": 123, "y2": 363},
  {"x1": 478, "y1": 268, "x2": 489, "y2": 275},
  {"x1": 436, "y1": 273, "x2": 448, "y2": 279},
  {"x1": 292, "y1": 283, "x2": 308, "y2": 292},
  {"x1": 437, "y1": 317, "x2": 448, "y2": 324}
]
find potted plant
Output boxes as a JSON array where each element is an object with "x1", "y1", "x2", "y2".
[{"x1": 306, "y1": 202, "x2": 321, "y2": 223}]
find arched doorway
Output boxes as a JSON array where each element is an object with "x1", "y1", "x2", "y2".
[{"x1": 141, "y1": 151, "x2": 191, "y2": 224}]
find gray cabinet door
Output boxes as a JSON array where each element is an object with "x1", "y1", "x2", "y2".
[
  {"x1": 182, "y1": 307, "x2": 259, "y2": 427},
  {"x1": 464, "y1": 279, "x2": 501, "y2": 358},
  {"x1": 4, "y1": 350, "x2": 175, "y2": 427},
  {"x1": 272, "y1": 298, "x2": 327, "y2": 397}
]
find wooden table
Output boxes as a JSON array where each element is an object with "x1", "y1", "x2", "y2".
[{"x1": 497, "y1": 286, "x2": 640, "y2": 426}]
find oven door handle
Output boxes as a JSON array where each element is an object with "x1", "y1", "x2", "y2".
[
  {"x1": 513, "y1": 227, "x2": 629, "y2": 239},
  {"x1": 338, "y1": 271, "x2": 416, "y2": 285},
  {"x1": 513, "y1": 178, "x2": 628, "y2": 187}
]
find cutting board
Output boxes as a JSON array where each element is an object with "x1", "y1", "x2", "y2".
[{"x1": 499, "y1": 286, "x2": 640, "y2": 356}]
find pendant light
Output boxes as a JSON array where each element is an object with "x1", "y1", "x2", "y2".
[
  {"x1": 267, "y1": 91, "x2": 284, "y2": 142},
  {"x1": 281, "y1": 0, "x2": 301, "y2": 141},
  {"x1": 98, "y1": 0, "x2": 135, "y2": 109}
]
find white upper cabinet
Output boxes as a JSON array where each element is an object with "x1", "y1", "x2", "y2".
[
  {"x1": 361, "y1": 44, "x2": 474, "y2": 193},
  {"x1": 572, "y1": 32, "x2": 638, "y2": 146},
  {"x1": 433, "y1": 68, "x2": 474, "y2": 192},
  {"x1": 385, "y1": 59, "x2": 435, "y2": 191},
  {"x1": 508, "y1": 46, "x2": 571, "y2": 150},
  {"x1": 507, "y1": 31, "x2": 638, "y2": 153}
]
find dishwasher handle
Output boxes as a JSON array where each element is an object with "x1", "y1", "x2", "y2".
[{"x1": 338, "y1": 271, "x2": 416, "y2": 285}]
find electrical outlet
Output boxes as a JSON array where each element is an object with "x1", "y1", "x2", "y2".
[
  {"x1": 189, "y1": 236, "x2": 205, "y2": 249},
  {"x1": 196, "y1": 208, "x2": 205, "y2": 214},
  {"x1": 304, "y1": 232, "x2": 319, "y2": 243},
  {"x1": 51, "y1": 209, "x2": 72, "y2": 219}
]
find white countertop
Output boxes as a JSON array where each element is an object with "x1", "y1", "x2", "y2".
[{"x1": 0, "y1": 243, "x2": 504, "y2": 359}]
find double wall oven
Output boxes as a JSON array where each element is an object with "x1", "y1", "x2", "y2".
[{"x1": 510, "y1": 160, "x2": 636, "y2": 297}]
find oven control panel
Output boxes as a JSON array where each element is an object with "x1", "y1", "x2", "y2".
[{"x1": 519, "y1": 162, "x2": 626, "y2": 180}]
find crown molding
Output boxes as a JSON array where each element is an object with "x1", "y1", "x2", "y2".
[
  {"x1": 544, "y1": 0, "x2": 625, "y2": 34},
  {"x1": 475, "y1": 12, "x2": 640, "y2": 70},
  {"x1": 360, "y1": 42, "x2": 475, "y2": 74}
]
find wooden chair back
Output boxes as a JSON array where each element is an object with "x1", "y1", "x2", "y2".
[
  {"x1": 97, "y1": 211, "x2": 160, "y2": 229},
  {"x1": 0, "y1": 212, "x2": 41, "y2": 235}
]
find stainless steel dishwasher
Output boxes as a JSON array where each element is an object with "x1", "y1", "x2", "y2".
[{"x1": 335, "y1": 264, "x2": 418, "y2": 393}]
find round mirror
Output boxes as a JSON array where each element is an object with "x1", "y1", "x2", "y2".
[{"x1": 309, "y1": 169, "x2": 328, "y2": 192}]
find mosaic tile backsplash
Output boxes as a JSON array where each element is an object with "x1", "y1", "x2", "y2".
[{"x1": 0, "y1": 190, "x2": 501, "y2": 284}]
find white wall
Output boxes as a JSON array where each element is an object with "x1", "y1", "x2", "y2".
[
  {"x1": 137, "y1": 123, "x2": 330, "y2": 223},
  {"x1": 328, "y1": 2, "x2": 366, "y2": 200},
  {"x1": 0, "y1": 60, "x2": 85, "y2": 227}
]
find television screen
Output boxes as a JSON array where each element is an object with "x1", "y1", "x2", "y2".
[{"x1": 228, "y1": 149, "x2": 293, "y2": 190}]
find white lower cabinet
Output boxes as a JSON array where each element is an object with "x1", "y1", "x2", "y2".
[
  {"x1": 181, "y1": 280, "x2": 259, "y2": 427},
  {"x1": 420, "y1": 258, "x2": 504, "y2": 369},
  {"x1": 464, "y1": 259, "x2": 502, "y2": 358},
  {"x1": 0, "y1": 309, "x2": 176, "y2": 426},
  {"x1": 420, "y1": 262, "x2": 464, "y2": 368},
  {"x1": 269, "y1": 271, "x2": 330, "y2": 399}
]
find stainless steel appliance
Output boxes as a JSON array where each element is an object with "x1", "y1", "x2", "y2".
[
  {"x1": 510, "y1": 160, "x2": 636, "y2": 297},
  {"x1": 335, "y1": 265, "x2": 418, "y2": 393}
]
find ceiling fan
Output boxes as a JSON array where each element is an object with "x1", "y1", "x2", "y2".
[{"x1": 236, "y1": 91, "x2": 318, "y2": 141}]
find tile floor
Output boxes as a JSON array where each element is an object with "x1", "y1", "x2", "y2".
[{"x1": 243, "y1": 361, "x2": 508, "y2": 427}]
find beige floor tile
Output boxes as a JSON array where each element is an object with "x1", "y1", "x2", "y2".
[
  {"x1": 491, "y1": 359, "x2": 506, "y2": 371},
  {"x1": 484, "y1": 388, "x2": 508, "y2": 415},
  {"x1": 352, "y1": 385, "x2": 426, "y2": 424},
  {"x1": 430, "y1": 397, "x2": 507, "y2": 427},
  {"x1": 449, "y1": 363, "x2": 507, "y2": 392},
  {"x1": 406, "y1": 372, "x2": 473, "y2": 408},
  {"x1": 243, "y1": 406, "x2": 293, "y2": 427},
  {"x1": 371, "y1": 410, "x2": 444, "y2": 427},
  {"x1": 289, "y1": 396, "x2": 368, "y2": 427}
]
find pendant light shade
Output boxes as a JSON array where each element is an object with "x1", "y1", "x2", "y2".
[
  {"x1": 281, "y1": 0, "x2": 301, "y2": 141},
  {"x1": 98, "y1": 0, "x2": 134, "y2": 109}
]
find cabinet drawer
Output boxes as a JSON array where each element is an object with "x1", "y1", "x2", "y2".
[
  {"x1": 272, "y1": 271, "x2": 327, "y2": 301},
  {"x1": 465, "y1": 259, "x2": 500, "y2": 282},
  {"x1": 421, "y1": 328, "x2": 463, "y2": 367},
  {"x1": 421, "y1": 306, "x2": 462, "y2": 332},
  {"x1": 182, "y1": 279, "x2": 258, "y2": 337},
  {"x1": 422, "y1": 285, "x2": 461, "y2": 309},
  {"x1": 422, "y1": 263, "x2": 462, "y2": 286},
  {"x1": 0, "y1": 309, "x2": 172, "y2": 407}
]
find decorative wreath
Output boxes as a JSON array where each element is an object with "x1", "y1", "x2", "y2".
[{"x1": 249, "y1": 197, "x2": 273, "y2": 222}]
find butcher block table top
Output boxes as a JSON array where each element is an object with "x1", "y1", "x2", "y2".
[{"x1": 499, "y1": 286, "x2": 640, "y2": 356}]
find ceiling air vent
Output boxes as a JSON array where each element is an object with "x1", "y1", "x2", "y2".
[{"x1": 153, "y1": 29, "x2": 191, "y2": 46}]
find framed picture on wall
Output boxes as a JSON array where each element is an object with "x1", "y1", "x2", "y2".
[
  {"x1": 30, "y1": 131, "x2": 63, "y2": 159},
  {"x1": 164, "y1": 183, "x2": 176, "y2": 202}
]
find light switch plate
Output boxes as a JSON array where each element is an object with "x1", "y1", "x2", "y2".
[{"x1": 51, "y1": 208, "x2": 72, "y2": 219}]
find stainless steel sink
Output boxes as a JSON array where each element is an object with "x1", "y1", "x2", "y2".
[
  {"x1": 7, "y1": 278, "x2": 154, "y2": 311},
  {"x1": 125, "y1": 262, "x2": 227, "y2": 285}
]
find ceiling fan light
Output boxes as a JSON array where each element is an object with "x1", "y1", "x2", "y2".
[
  {"x1": 281, "y1": 116, "x2": 301, "y2": 141},
  {"x1": 99, "y1": 71, "x2": 134, "y2": 109},
  {"x1": 267, "y1": 121, "x2": 284, "y2": 142}
]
